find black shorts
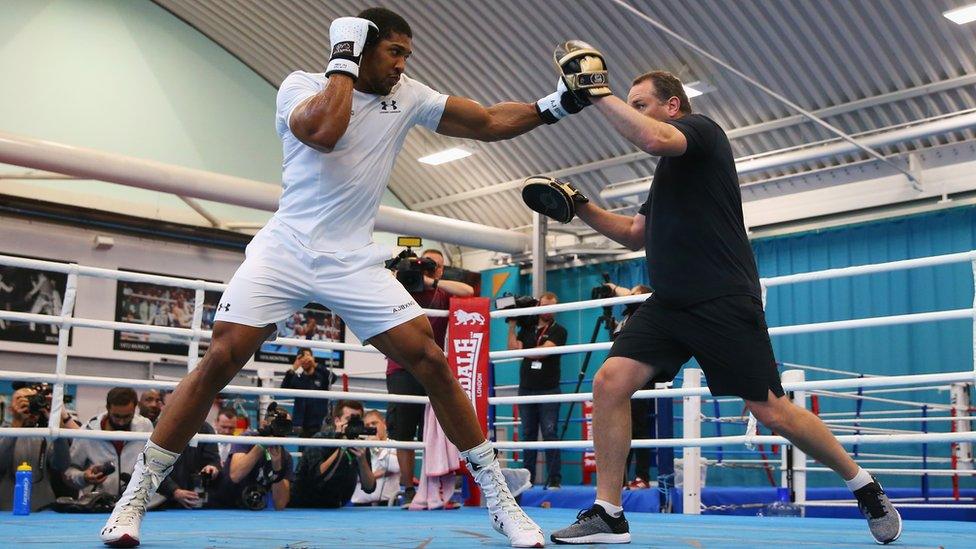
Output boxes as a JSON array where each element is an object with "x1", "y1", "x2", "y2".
[
  {"x1": 608, "y1": 294, "x2": 783, "y2": 401},
  {"x1": 386, "y1": 369, "x2": 425, "y2": 442}
]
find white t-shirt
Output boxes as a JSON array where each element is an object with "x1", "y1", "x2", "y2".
[
  {"x1": 351, "y1": 446, "x2": 401, "y2": 504},
  {"x1": 274, "y1": 71, "x2": 448, "y2": 252}
]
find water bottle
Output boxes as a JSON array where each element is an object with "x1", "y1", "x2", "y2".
[
  {"x1": 761, "y1": 487, "x2": 801, "y2": 517},
  {"x1": 13, "y1": 462, "x2": 32, "y2": 515}
]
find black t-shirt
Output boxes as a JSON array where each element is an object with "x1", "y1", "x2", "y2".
[
  {"x1": 281, "y1": 366, "x2": 337, "y2": 431},
  {"x1": 639, "y1": 113, "x2": 760, "y2": 308},
  {"x1": 291, "y1": 432, "x2": 370, "y2": 508},
  {"x1": 517, "y1": 322, "x2": 568, "y2": 391}
]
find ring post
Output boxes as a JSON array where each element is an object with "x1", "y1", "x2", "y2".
[
  {"x1": 682, "y1": 368, "x2": 702, "y2": 514},
  {"x1": 783, "y1": 369, "x2": 807, "y2": 512},
  {"x1": 48, "y1": 267, "x2": 78, "y2": 438}
]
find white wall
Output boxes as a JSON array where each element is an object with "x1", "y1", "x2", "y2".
[{"x1": 0, "y1": 0, "x2": 417, "y2": 247}]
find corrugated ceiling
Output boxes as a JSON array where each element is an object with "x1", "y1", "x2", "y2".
[{"x1": 154, "y1": 0, "x2": 976, "y2": 232}]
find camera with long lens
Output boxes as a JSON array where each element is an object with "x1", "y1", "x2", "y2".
[
  {"x1": 23, "y1": 383, "x2": 74, "y2": 424},
  {"x1": 257, "y1": 402, "x2": 293, "y2": 437},
  {"x1": 240, "y1": 483, "x2": 268, "y2": 511},
  {"x1": 385, "y1": 236, "x2": 437, "y2": 293},
  {"x1": 341, "y1": 415, "x2": 377, "y2": 440},
  {"x1": 495, "y1": 293, "x2": 540, "y2": 330}
]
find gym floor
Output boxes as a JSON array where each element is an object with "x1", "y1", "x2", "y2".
[{"x1": 2, "y1": 507, "x2": 970, "y2": 548}]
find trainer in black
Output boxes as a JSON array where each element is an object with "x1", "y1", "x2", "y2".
[
  {"x1": 853, "y1": 476, "x2": 902, "y2": 544},
  {"x1": 550, "y1": 504, "x2": 631, "y2": 544}
]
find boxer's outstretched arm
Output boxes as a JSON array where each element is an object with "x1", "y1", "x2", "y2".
[
  {"x1": 576, "y1": 202, "x2": 646, "y2": 251},
  {"x1": 289, "y1": 75, "x2": 356, "y2": 153},
  {"x1": 436, "y1": 96, "x2": 544, "y2": 142}
]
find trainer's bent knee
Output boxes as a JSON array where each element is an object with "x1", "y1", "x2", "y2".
[{"x1": 593, "y1": 367, "x2": 629, "y2": 400}]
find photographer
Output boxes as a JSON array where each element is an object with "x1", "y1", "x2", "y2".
[
  {"x1": 211, "y1": 404, "x2": 294, "y2": 510},
  {"x1": 281, "y1": 348, "x2": 337, "y2": 437},
  {"x1": 607, "y1": 283, "x2": 653, "y2": 340},
  {"x1": 64, "y1": 387, "x2": 153, "y2": 498},
  {"x1": 156, "y1": 422, "x2": 221, "y2": 509},
  {"x1": 291, "y1": 400, "x2": 376, "y2": 509},
  {"x1": 350, "y1": 410, "x2": 400, "y2": 506},
  {"x1": 0, "y1": 385, "x2": 80, "y2": 511},
  {"x1": 386, "y1": 248, "x2": 473, "y2": 504},
  {"x1": 506, "y1": 291, "x2": 568, "y2": 489}
]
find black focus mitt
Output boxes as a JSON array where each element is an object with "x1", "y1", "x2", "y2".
[{"x1": 521, "y1": 176, "x2": 589, "y2": 224}]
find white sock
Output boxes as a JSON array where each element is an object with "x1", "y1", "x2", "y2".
[
  {"x1": 595, "y1": 498, "x2": 623, "y2": 517},
  {"x1": 844, "y1": 467, "x2": 873, "y2": 492},
  {"x1": 460, "y1": 440, "x2": 496, "y2": 468},
  {"x1": 143, "y1": 440, "x2": 180, "y2": 473}
]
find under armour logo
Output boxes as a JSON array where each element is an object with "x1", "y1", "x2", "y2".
[
  {"x1": 380, "y1": 100, "x2": 398, "y2": 111},
  {"x1": 217, "y1": 303, "x2": 231, "y2": 312}
]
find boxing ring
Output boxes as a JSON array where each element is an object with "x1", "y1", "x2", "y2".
[{"x1": 0, "y1": 249, "x2": 974, "y2": 547}]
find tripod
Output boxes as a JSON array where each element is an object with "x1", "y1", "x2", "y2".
[{"x1": 557, "y1": 304, "x2": 616, "y2": 441}]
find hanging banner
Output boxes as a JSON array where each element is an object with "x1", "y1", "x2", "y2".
[{"x1": 447, "y1": 297, "x2": 491, "y2": 435}]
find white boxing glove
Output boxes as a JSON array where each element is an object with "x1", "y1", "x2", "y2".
[{"x1": 325, "y1": 17, "x2": 379, "y2": 80}]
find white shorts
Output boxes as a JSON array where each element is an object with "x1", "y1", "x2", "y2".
[{"x1": 214, "y1": 218, "x2": 424, "y2": 343}]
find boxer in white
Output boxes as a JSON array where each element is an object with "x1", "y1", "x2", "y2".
[{"x1": 100, "y1": 7, "x2": 588, "y2": 548}]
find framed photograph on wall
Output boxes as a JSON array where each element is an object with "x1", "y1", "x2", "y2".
[
  {"x1": 256, "y1": 302, "x2": 345, "y2": 368},
  {"x1": 0, "y1": 256, "x2": 72, "y2": 345},
  {"x1": 112, "y1": 269, "x2": 221, "y2": 356}
]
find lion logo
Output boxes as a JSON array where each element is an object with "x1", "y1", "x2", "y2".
[{"x1": 453, "y1": 309, "x2": 485, "y2": 326}]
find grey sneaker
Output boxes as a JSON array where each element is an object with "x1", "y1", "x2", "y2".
[
  {"x1": 551, "y1": 504, "x2": 630, "y2": 544},
  {"x1": 853, "y1": 477, "x2": 902, "y2": 544}
]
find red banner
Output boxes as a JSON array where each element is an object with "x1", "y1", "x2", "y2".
[
  {"x1": 582, "y1": 400, "x2": 597, "y2": 483},
  {"x1": 447, "y1": 297, "x2": 490, "y2": 436}
]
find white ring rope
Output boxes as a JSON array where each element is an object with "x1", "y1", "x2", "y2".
[
  {"x1": 0, "y1": 252, "x2": 973, "y2": 479},
  {"x1": 0, "y1": 367, "x2": 967, "y2": 408},
  {"x1": 5, "y1": 249, "x2": 976, "y2": 362}
]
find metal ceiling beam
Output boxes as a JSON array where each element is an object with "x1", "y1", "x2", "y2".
[
  {"x1": 601, "y1": 110, "x2": 976, "y2": 201},
  {"x1": 178, "y1": 196, "x2": 224, "y2": 229},
  {"x1": 409, "y1": 72, "x2": 976, "y2": 212},
  {"x1": 0, "y1": 131, "x2": 530, "y2": 254},
  {"x1": 609, "y1": 0, "x2": 921, "y2": 190}
]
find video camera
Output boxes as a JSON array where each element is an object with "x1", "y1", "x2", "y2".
[
  {"x1": 385, "y1": 236, "x2": 437, "y2": 293},
  {"x1": 590, "y1": 273, "x2": 615, "y2": 318},
  {"x1": 22, "y1": 383, "x2": 74, "y2": 423},
  {"x1": 495, "y1": 293, "x2": 539, "y2": 331},
  {"x1": 341, "y1": 415, "x2": 377, "y2": 440},
  {"x1": 257, "y1": 402, "x2": 293, "y2": 437}
]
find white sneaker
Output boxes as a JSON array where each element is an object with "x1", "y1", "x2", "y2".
[
  {"x1": 472, "y1": 461, "x2": 545, "y2": 548},
  {"x1": 100, "y1": 444, "x2": 177, "y2": 547}
]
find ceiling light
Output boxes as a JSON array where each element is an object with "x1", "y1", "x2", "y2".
[
  {"x1": 944, "y1": 4, "x2": 976, "y2": 24},
  {"x1": 418, "y1": 147, "x2": 472, "y2": 165},
  {"x1": 683, "y1": 81, "x2": 715, "y2": 98}
]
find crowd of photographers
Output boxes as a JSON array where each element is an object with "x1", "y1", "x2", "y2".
[
  {"x1": 0, "y1": 242, "x2": 653, "y2": 512},
  {"x1": 0, "y1": 380, "x2": 396, "y2": 512}
]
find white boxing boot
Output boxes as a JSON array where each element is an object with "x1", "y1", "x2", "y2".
[
  {"x1": 100, "y1": 441, "x2": 179, "y2": 547},
  {"x1": 462, "y1": 441, "x2": 545, "y2": 548}
]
